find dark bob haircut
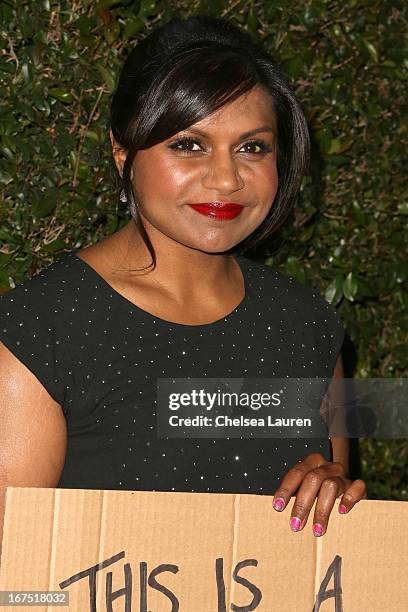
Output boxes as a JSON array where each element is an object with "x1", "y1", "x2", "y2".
[{"x1": 110, "y1": 15, "x2": 310, "y2": 269}]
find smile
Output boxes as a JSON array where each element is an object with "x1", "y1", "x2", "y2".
[{"x1": 188, "y1": 202, "x2": 244, "y2": 220}]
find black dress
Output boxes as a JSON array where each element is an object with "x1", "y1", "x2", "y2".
[{"x1": 0, "y1": 251, "x2": 344, "y2": 494}]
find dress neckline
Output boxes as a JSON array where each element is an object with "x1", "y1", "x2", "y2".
[{"x1": 69, "y1": 251, "x2": 250, "y2": 330}]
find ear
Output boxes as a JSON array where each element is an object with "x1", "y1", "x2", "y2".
[{"x1": 109, "y1": 128, "x2": 127, "y2": 177}]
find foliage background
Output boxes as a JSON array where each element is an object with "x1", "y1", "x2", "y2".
[{"x1": 0, "y1": 0, "x2": 407, "y2": 499}]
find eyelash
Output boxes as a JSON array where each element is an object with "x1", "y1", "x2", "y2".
[{"x1": 168, "y1": 136, "x2": 272, "y2": 155}]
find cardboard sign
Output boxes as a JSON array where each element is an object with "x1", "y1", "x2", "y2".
[{"x1": 0, "y1": 487, "x2": 407, "y2": 611}]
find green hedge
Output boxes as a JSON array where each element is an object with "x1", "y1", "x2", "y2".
[{"x1": 0, "y1": 0, "x2": 407, "y2": 499}]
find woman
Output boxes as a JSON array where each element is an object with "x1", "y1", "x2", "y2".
[{"x1": 0, "y1": 15, "x2": 366, "y2": 546}]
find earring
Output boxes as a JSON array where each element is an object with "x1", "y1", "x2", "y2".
[{"x1": 119, "y1": 188, "x2": 127, "y2": 203}]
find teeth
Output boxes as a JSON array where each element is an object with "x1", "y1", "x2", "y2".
[{"x1": 200, "y1": 204, "x2": 240, "y2": 208}]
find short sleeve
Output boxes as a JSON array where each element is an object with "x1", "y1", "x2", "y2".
[
  {"x1": 0, "y1": 276, "x2": 68, "y2": 411},
  {"x1": 269, "y1": 263, "x2": 346, "y2": 378},
  {"x1": 312, "y1": 291, "x2": 345, "y2": 376}
]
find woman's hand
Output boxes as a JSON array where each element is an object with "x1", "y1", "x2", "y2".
[{"x1": 272, "y1": 452, "x2": 367, "y2": 537}]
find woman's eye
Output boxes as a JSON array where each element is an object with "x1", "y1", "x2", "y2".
[
  {"x1": 168, "y1": 138, "x2": 202, "y2": 153},
  {"x1": 168, "y1": 137, "x2": 272, "y2": 155},
  {"x1": 240, "y1": 140, "x2": 271, "y2": 154}
]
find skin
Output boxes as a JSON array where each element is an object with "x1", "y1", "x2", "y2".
[
  {"x1": 85, "y1": 85, "x2": 280, "y2": 326},
  {"x1": 0, "y1": 86, "x2": 366, "y2": 558},
  {"x1": 273, "y1": 355, "x2": 367, "y2": 537},
  {"x1": 107, "y1": 85, "x2": 366, "y2": 534}
]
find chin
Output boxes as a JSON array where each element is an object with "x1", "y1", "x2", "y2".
[
  {"x1": 169, "y1": 226, "x2": 251, "y2": 254},
  {"x1": 187, "y1": 239, "x2": 243, "y2": 255}
]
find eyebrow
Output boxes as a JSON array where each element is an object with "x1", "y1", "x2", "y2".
[{"x1": 184, "y1": 125, "x2": 275, "y2": 140}]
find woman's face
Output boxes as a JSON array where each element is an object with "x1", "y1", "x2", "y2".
[{"x1": 112, "y1": 85, "x2": 279, "y2": 254}]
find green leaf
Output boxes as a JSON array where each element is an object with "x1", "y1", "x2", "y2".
[
  {"x1": 85, "y1": 129, "x2": 103, "y2": 144},
  {"x1": 42, "y1": 239, "x2": 67, "y2": 253},
  {"x1": 313, "y1": 130, "x2": 332, "y2": 154},
  {"x1": 351, "y1": 200, "x2": 366, "y2": 224},
  {"x1": 298, "y1": 225, "x2": 314, "y2": 243},
  {"x1": 327, "y1": 138, "x2": 353, "y2": 155},
  {"x1": 325, "y1": 276, "x2": 343, "y2": 306},
  {"x1": 123, "y1": 16, "x2": 145, "y2": 39},
  {"x1": 139, "y1": 0, "x2": 160, "y2": 18},
  {"x1": 343, "y1": 272, "x2": 358, "y2": 302},
  {"x1": 363, "y1": 40, "x2": 379, "y2": 63},
  {"x1": 0, "y1": 142, "x2": 14, "y2": 162},
  {"x1": 48, "y1": 88, "x2": 75, "y2": 104},
  {"x1": 95, "y1": 63, "x2": 116, "y2": 93},
  {"x1": 105, "y1": 19, "x2": 121, "y2": 44},
  {"x1": 247, "y1": 7, "x2": 259, "y2": 38},
  {"x1": 0, "y1": 253, "x2": 14, "y2": 269},
  {"x1": 32, "y1": 196, "x2": 57, "y2": 219}
]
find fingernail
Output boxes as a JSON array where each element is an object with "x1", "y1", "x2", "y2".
[
  {"x1": 290, "y1": 516, "x2": 301, "y2": 531},
  {"x1": 313, "y1": 523, "x2": 324, "y2": 537},
  {"x1": 273, "y1": 497, "x2": 285, "y2": 511},
  {"x1": 339, "y1": 504, "x2": 347, "y2": 514}
]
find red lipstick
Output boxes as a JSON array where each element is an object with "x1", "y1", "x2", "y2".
[{"x1": 188, "y1": 202, "x2": 244, "y2": 220}]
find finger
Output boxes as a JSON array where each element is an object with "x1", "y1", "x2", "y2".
[
  {"x1": 289, "y1": 464, "x2": 345, "y2": 532},
  {"x1": 303, "y1": 452, "x2": 331, "y2": 470},
  {"x1": 338, "y1": 479, "x2": 367, "y2": 514},
  {"x1": 312, "y1": 476, "x2": 345, "y2": 537},
  {"x1": 272, "y1": 463, "x2": 310, "y2": 512},
  {"x1": 272, "y1": 454, "x2": 333, "y2": 512}
]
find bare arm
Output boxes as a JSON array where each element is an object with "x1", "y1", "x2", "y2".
[
  {"x1": 329, "y1": 354, "x2": 350, "y2": 477},
  {"x1": 0, "y1": 342, "x2": 67, "y2": 564}
]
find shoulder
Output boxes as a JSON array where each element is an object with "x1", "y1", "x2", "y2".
[
  {"x1": 0, "y1": 253, "x2": 86, "y2": 408},
  {"x1": 240, "y1": 255, "x2": 334, "y2": 310},
  {"x1": 5, "y1": 252, "x2": 81, "y2": 292},
  {"x1": 0, "y1": 252, "x2": 85, "y2": 317},
  {"x1": 239, "y1": 254, "x2": 345, "y2": 338},
  {"x1": 239, "y1": 256, "x2": 345, "y2": 374}
]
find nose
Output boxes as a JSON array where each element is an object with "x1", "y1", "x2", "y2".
[{"x1": 201, "y1": 150, "x2": 244, "y2": 195}]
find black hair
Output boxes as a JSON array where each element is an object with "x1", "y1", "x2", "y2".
[{"x1": 109, "y1": 15, "x2": 310, "y2": 269}]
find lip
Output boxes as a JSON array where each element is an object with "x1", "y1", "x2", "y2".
[{"x1": 188, "y1": 202, "x2": 244, "y2": 220}]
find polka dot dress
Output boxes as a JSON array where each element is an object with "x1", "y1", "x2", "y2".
[{"x1": 0, "y1": 251, "x2": 345, "y2": 494}]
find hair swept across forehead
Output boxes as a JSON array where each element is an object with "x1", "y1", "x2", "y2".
[
  {"x1": 109, "y1": 15, "x2": 310, "y2": 268},
  {"x1": 114, "y1": 45, "x2": 259, "y2": 151}
]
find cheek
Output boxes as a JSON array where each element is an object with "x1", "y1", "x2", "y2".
[
  {"x1": 263, "y1": 159, "x2": 279, "y2": 190},
  {"x1": 133, "y1": 153, "x2": 194, "y2": 199},
  {"x1": 247, "y1": 160, "x2": 279, "y2": 204},
  {"x1": 133, "y1": 151, "x2": 278, "y2": 205}
]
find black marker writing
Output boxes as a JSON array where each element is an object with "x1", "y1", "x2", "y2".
[
  {"x1": 231, "y1": 559, "x2": 262, "y2": 611},
  {"x1": 148, "y1": 563, "x2": 179, "y2": 611},
  {"x1": 60, "y1": 553, "x2": 179, "y2": 612},
  {"x1": 216, "y1": 557, "x2": 262, "y2": 611},
  {"x1": 216, "y1": 558, "x2": 227, "y2": 612},
  {"x1": 59, "y1": 550, "x2": 125, "y2": 612},
  {"x1": 106, "y1": 561, "x2": 132, "y2": 612},
  {"x1": 313, "y1": 554, "x2": 343, "y2": 612}
]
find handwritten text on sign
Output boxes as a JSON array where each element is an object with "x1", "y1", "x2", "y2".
[{"x1": 59, "y1": 551, "x2": 343, "y2": 612}]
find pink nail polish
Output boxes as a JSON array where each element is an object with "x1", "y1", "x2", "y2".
[
  {"x1": 339, "y1": 504, "x2": 347, "y2": 514},
  {"x1": 290, "y1": 516, "x2": 301, "y2": 531},
  {"x1": 273, "y1": 497, "x2": 285, "y2": 511},
  {"x1": 313, "y1": 523, "x2": 324, "y2": 537}
]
